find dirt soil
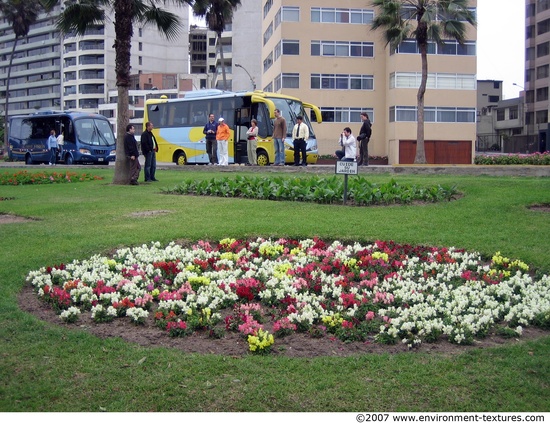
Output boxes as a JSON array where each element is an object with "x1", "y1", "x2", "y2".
[{"x1": 17, "y1": 284, "x2": 549, "y2": 357}]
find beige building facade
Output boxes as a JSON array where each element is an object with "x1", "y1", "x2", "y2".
[{"x1": 260, "y1": 0, "x2": 477, "y2": 164}]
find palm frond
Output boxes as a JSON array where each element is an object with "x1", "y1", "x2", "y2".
[{"x1": 139, "y1": 6, "x2": 183, "y2": 41}]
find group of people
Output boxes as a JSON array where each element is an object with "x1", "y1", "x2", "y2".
[
  {"x1": 334, "y1": 112, "x2": 372, "y2": 166},
  {"x1": 47, "y1": 129, "x2": 65, "y2": 165},
  {"x1": 122, "y1": 110, "x2": 372, "y2": 185},
  {"x1": 124, "y1": 122, "x2": 158, "y2": 186}
]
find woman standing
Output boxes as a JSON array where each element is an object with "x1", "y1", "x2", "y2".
[
  {"x1": 216, "y1": 117, "x2": 230, "y2": 166},
  {"x1": 246, "y1": 119, "x2": 258, "y2": 165},
  {"x1": 47, "y1": 129, "x2": 58, "y2": 165}
]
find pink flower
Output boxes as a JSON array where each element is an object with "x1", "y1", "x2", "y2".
[{"x1": 366, "y1": 311, "x2": 375, "y2": 320}]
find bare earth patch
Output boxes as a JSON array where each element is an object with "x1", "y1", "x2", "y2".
[
  {"x1": 17, "y1": 284, "x2": 548, "y2": 358},
  {"x1": 0, "y1": 213, "x2": 35, "y2": 224},
  {"x1": 129, "y1": 210, "x2": 172, "y2": 218},
  {"x1": 528, "y1": 203, "x2": 550, "y2": 212}
]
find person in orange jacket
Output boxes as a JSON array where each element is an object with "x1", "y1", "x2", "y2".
[{"x1": 216, "y1": 117, "x2": 230, "y2": 166}]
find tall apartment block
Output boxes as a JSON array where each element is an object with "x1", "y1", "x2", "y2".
[
  {"x1": 260, "y1": 0, "x2": 477, "y2": 163},
  {"x1": 525, "y1": 0, "x2": 550, "y2": 151},
  {"x1": 0, "y1": 4, "x2": 190, "y2": 116},
  {"x1": 0, "y1": 5, "x2": 63, "y2": 115}
]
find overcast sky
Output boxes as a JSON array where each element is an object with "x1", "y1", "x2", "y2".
[{"x1": 477, "y1": 0, "x2": 525, "y2": 99}]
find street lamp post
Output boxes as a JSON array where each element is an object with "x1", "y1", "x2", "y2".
[{"x1": 234, "y1": 63, "x2": 256, "y2": 90}]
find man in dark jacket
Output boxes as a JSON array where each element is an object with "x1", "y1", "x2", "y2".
[
  {"x1": 357, "y1": 112, "x2": 372, "y2": 166},
  {"x1": 124, "y1": 124, "x2": 141, "y2": 185},
  {"x1": 141, "y1": 121, "x2": 158, "y2": 182},
  {"x1": 203, "y1": 113, "x2": 218, "y2": 165}
]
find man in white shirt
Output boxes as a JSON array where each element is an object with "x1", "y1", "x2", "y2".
[
  {"x1": 291, "y1": 115, "x2": 309, "y2": 166},
  {"x1": 335, "y1": 127, "x2": 356, "y2": 162}
]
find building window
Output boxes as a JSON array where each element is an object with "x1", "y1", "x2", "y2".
[
  {"x1": 139, "y1": 42, "x2": 142, "y2": 51},
  {"x1": 274, "y1": 74, "x2": 281, "y2": 91},
  {"x1": 263, "y1": 21, "x2": 273, "y2": 45},
  {"x1": 320, "y1": 107, "x2": 374, "y2": 123},
  {"x1": 311, "y1": 74, "x2": 373, "y2": 90},
  {"x1": 536, "y1": 87, "x2": 549, "y2": 102},
  {"x1": 282, "y1": 73, "x2": 299, "y2": 88},
  {"x1": 509, "y1": 106, "x2": 518, "y2": 120},
  {"x1": 496, "y1": 109, "x2": 505, "y2": 121},
  {"x1": 282, "y1": 6, "x2": 299, "y2": 22},
  {"x1": 488, "y1": 95, "x2": 499, "y2": 103},
  {"x1": 138, "y1": 56, "x2": 143, "y2": 65},
  {"x1": 263, "y1": 0, "x2": 273, "y2": 18},
  {"x1": 538, "y1": 18, "x2": 550, "y2": 35},
  {"x1": 396, "y1": 39, "x2": 475, "y2": 56},
  {"x1": 538, "y1": 0, "x2": 550, "y2": 13},
  {"x1": 389, "y1": 106, "x2": 475, "y2": 123},
  {"x1": 536, "y1": 110, "x2": 548, "y2": 124},
  {"x1": 390, "y1": 72, "x2": 476, "y2": 90},
  {"x1": 263, "y1": 81, "x2": 273, "y2": 92},
  {"x1": 537, "y1": 64, "x2": 549, "y2": 79},
  {"x1": 311, "y1": 41, "x2": 374, "y2": 57},
  {"x1": 263, "y1": 52, "x2": 273, "y2": 72},
  {"x1": 537, "y1": 42, "x2": 549, "y2": 58},
  {"x1": 282, "y1": 40, "x2": 299, "y2": 55},
  {"x1": 311, "y1": 8, "x2": 374, "y2": 24},
  {"x1": 274, "y1": 41, "x2": 281, "y2": 61}
]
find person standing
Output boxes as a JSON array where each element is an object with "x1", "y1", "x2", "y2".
[
  {"x1": 124, "y1": 124, "x2": 141, "y2": 185},
  {"x1": 357, "y1": 112, "x2": 372, "y2": 166},
  {"x1": 272, "y1": 108, "x2": 287, "y2": 166},
  {"x1": 216, "y1": 117, "x2": 230, "y2": 166},
  {"x1": 47, "y1": 129, "x2": 58, "y2": 165},
  {"x1": 335, "y1": 127, "x2": 356, "y2": 162},
  {"x1": 141, "y1": 121, "x2": 159, "y2": 182},
  {"x1": 246, "y1": 119, "x2": 259, "y2": 165},
  {"x1": 203, "y1": 113, "x2": 218, "y2": 165},
  {"x1": 56, "y1": 129, "x2": 64, "y2": 161},
  {"x1": 291, "y1": 115, "x2": 309, "y2": 166}
]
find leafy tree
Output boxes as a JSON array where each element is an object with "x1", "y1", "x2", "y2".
[
  {"x1": 43, "y1": 0, "x2": 190, "y2": 184},
  {"x1": 371, "y1": 0, "x2": 476, "y2": 164},
  {"x1": 0, "y1": 0, "x2": 54, "y2": 147},
  {"x1": 192, "y1": 0, "x2": 241, "y2": 91}
]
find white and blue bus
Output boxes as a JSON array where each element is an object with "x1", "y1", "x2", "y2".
[
  {"x1": 8, "y1": 111, "x2": 116, "y2": 165},
  {"x1": 144, "y1": 89, "x2": 322, "y2": 166}
]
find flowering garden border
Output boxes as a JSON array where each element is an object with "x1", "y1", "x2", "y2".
[{"x1": 28, "y1": 238, "x2": 550, "y2": 354}]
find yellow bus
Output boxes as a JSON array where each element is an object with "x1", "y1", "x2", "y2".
[{"x1": 143, "y1": 89, "x2": 322, "y2": 166}]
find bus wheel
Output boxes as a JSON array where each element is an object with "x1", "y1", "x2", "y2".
[
  {"x1": 25, "y1": 154, "x2": 34, "y2": 165},
  {"x1": 256, "y1": 151, "x2": 269, "y2": 166},
  {"x1": 175, "y1": 152, "x2": 187, "y2": 166},
  {"x1": 64, "y1": 154, "x2": 74, "y2": 165}
]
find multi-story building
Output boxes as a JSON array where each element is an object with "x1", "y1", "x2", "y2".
[
  {"x1": 525, "y1": 0, "x2": 550, "y2": 152},
  {"x1": 260, "y1": 0, "x2": 478, "y2": 164},
  {"x1": 0, "y1": 4, "x2": 190, "y2": 117},
  {"x1": 476, "y1": 80, "x2": 503, "y2": 151},
  {"x1": 0, "y1": 5, "x2": 63, "y2": 116},
  {"x1": 189, "y1": 25, "x2": 218, "y2": 89}
]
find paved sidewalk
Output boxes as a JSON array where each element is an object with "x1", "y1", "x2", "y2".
[{"x1": 1, "y1": 160, "x2": 549, "y2": 177}]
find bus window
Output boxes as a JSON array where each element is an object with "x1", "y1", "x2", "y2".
[{"x1": 256, "y1": 103, "x2": 270, "y2": 139}]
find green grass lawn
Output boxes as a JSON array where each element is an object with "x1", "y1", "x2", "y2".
[{"x1": 1, "y1": 167, "x2": 549, "y2": 412}]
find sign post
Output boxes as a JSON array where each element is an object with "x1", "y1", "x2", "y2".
[{"x1": 335, "y1": 161, "x2": 358, "y2": 204}]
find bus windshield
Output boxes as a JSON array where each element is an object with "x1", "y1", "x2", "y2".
[
  {"x1": 268, "y1": 97, "x2": 316, "y2": 138},
  {"x1": 75, "y1": 118, "x2": 116, "y2": 146}
]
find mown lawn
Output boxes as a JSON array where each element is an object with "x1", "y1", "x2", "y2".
[{"x1": 0, "y1": 166, "x2": 549, "y2": 412}]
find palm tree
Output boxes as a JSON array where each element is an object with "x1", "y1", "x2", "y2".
[
  {"x1": 371, "y1": 0, "x2": 476, "y2": 164},
  {"x1": 44, "y1": 0, "x2": 191, "y2": 184},
  {"x1": 0, "y1": 0, "x2": 54, "y2": 147},
  {"x1": 192, "y1": 0, "x2": 241, "y2": 91}
]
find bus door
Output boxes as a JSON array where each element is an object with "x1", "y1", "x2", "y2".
[{"x1": 234, "y1": 107, "x2": 252, "y2": 164}]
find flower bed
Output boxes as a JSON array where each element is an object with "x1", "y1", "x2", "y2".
[
  {"x1": 27, "y1": 238, "x2": 550, "y2": 353},
  {"x1": 0, "y1": 170, "x2": 103, "y2": 185},
  {"x1": 475, "y1": 152, "x2": 550, "y2": 165}
]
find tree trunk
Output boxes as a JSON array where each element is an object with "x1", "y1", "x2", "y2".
[
  {"x1": 3, "y1": 37, "x2": 18, "y2": 147},
  {"x1": 414, "y1": 42, "x2": 428, "y2": 164},
  {"x1": 218, "y1": 32, "x2": 227, "y2": 90},
  {"x1": 112, "y1": 0, "x2": 134, "y2": 185}
]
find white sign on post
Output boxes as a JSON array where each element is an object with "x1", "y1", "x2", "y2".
[{"x1": 335, "y1": 161, "x2": 358, "y2": 175}]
